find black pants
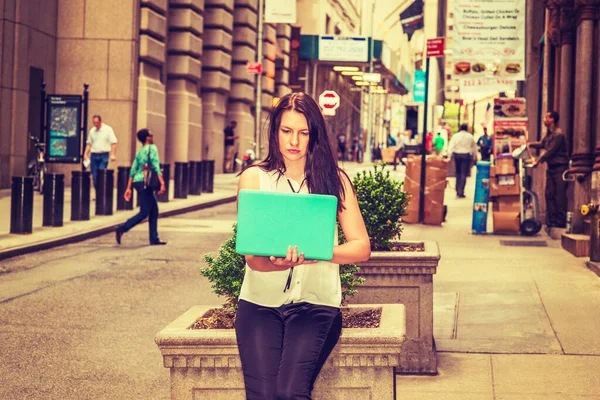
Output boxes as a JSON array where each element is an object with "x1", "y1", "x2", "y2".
[
  {"x1": 120, "y1": 182, "x2": 159, "y2": 242},
  {"x1": 393, "y1": 148, "x2": 405, "y2": 169},
  {"x1": 454, "y1": 153, "x2": 472, "y2": 196},
  {"x1": 545, "y1": 166, "x2": 568, "y2": 227},
  {"x1": 235, "y1": 299, "x2": 342, "y2": 400}
]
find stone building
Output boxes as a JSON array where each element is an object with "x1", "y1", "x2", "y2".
[
  {"x1": 0, "y1": 0, "x2": 292, "y2": 187},
  {"x1": 531, "y1": 0, "x2": 600, "y2": 245}
]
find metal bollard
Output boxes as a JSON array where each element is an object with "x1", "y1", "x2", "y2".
[
  {"x1": 10, "y1": 176, "x2": 34, "y2": 234},
  {"x1": 174, "y1": 162, "x2": 189, "y2": 199},
  {"x1": 117, "y1": 167, "x2": 133, "y2": 211},
  {"x1": 71, "y1": 171, "x2": 91, "y2": 221},
  {"x1": 157, "y1": 163, "x2": 170, "y2": 203},
  {"x1": 42, "y1": 173, "x2": 64, "y2": 227},
  {"x1": 202, "y1": 160, "x2": 215, "y2": 193},
  {"x1": 188, "y1": 161, "x2": 203, "y2": 196},
  {"x1": 95, "y1": 169, "x2": 114, "y2": 216}
]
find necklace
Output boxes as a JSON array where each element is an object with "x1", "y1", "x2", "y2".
[{"x1": 286, "y1": 177, "x2": 307, "y2": 193}]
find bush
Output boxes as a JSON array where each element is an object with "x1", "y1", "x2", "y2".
[
  {"x1": 201, "y1": 223, "x2": 364, "y2": 309},
  {"x1": 352, "y1": 163, "x2": 410, "y2": 251}
]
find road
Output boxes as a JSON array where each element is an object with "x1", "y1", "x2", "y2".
[{"x1": 0, "y1": 203, "x2": 239, "y2": 400}]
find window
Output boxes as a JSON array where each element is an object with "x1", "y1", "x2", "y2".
[{"x1": 326, "y1": 14, "x2": 331, "y2": 34}]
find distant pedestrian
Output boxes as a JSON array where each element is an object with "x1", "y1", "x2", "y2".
[
  {"x1": 477, "y1": 127, "x2": 493, "y2": 161},
  {"x1": 447, "y1": 123, "x2": 476, "y2": 198},
  {"x1": 115, "y1": 129, "x2": 166, "y2": 246},
  {"x1": 433, "y1": 132, "x2": 445, "y2": 156},
  {"x1": 425, "y1": 131, "x2": 433, "y2": 153},
  {"x1": 337, "y1": 132, "x2": 347, "y2": 161},
  {"x1": 224, "y1": 121, "x2": 239, "y2": 173},
  {"x1": 84, "y1": 115, "x2": 117, "y2": 188},
  {"x1": 528, "y1": 111, "x2": 569, "y2": 228},
  {"x1": 393, "y1": 132, "x2": 406, "y2": 170}
]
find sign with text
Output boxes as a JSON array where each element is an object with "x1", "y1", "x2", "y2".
[
  {"x1": 413, "y1": 70, "x2": 426, "y2": 103},
  {"x1": 265, "y1": 0, "x2": 296, "y2": 23},
  {"x1": 46, "y1": 95, "x2": 82, "y2": 164},
  {"x1": 318, "y1": 36, "x2": 368, "y2": 62},
  {"x1": 246, "y1": 62, "x2": 263, "y2": 75},
  {"x1": 453, "y1": 0, "x2": 525, "y2": 80},
  {"x1": 318, "y1": 90, "x2": 340, "y2": 116},
  {"x1": 362, "y1": 72, "x2": 381, "y2": 83},
  {"x1": 426, "y1": 38, "x2": 445, "y2": 58},
  {"x1": 459, "y1": 77, "x2": 517, "y2": 94}
]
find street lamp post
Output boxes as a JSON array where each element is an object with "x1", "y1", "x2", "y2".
[
  {"x1": 364, "y1": 1, "x2": 376, "y2": 164},
  {"x1": 255, "y1": 0, "x2": 264, "y2": 160}
]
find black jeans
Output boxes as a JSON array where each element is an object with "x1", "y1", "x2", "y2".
[
  {"x1": 235, "y1": 299, "x2": 342, "y2": 400},
  {"x1": 120, "y1": 182, "x2": 159, "y2": 242},
  {"x1": 454, "y1": 153, "x2": 472, "y2": 196},
  {"x1": 545, "y1": 166, "x2": 568, "y2": 227}
]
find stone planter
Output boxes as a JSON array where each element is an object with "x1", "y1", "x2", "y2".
[
  {"x1": 155, "y1": 304, "x2": 406, "y2": 399},
  {"x1": 353, "y1": 241, "x2": 440, "y2": 375}
]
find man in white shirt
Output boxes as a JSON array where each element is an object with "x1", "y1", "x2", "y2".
[
  {"x1": 447, "y1": 124, "x2": 477, "y2": 198},
  {"x1": 84, "y1": 115, "x2": 117, "y2": 188}
]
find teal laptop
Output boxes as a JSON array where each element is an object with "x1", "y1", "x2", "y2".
[{"x1": 236, "y1": 189, "x2": 338, "y2": 261}]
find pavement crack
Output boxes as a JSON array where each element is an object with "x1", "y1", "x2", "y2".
[
  {"x1": 490, "y1": 355, "x2": 496, "y2": 400},
  {"x1": 533, "y1": 278, "x2": 566, "y2": 355}
]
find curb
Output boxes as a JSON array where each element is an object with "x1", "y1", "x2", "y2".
[{"x1": 0, "y1": 195, "x2": 237, "y2": 262}]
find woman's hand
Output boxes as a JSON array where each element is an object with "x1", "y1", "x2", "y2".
[
  {"x1": 124, "y1": 188, "x2": 132, "y2": 202},
  {"x1": 158, "y1": 184, "x2": 166, "y2": 195},
  {"x1": 269, "y1": 246, "x2": 318, "y2": 269}
]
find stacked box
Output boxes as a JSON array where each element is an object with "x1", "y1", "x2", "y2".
[
  {"x1": 490, "y1": 158, "x2": 521, "y2": 233},
  {"x1": 404, "y1": 156, "x2": 449, "y2": 225}
]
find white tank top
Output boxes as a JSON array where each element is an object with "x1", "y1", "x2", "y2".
[{"x1": 238, "y1": 168, "x2": 342, "y2": 308}]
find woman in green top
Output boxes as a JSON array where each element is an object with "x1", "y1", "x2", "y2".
[{"x1": 115, "y1": 128, "x2": 166, "y2": 245}]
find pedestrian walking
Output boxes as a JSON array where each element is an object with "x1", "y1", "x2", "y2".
[
  {"x1": 224, "y1": 121, "x2": 239, "y2": 173},
  {"x1": 477, "y1": 126, "x2": 493, "y2": 161},
  {"x1": 83, "y1": 115, "x2": 117, "y2": 188},
  {"x1": 393, "y1": 132, "x2": 406, "y2": 170},
  {"x1": 528, "y1": 111, "x2": 569, "y2": 228},
  {"x1": 115, "y1": 129, "x2": 167, "y2": 246},
  {"x1": 235, "y1": 92, "x2": 371, "y2": 399},
  {"x1": 447, "y1": 123, "x2": 477, "y2": 198},
  {"x1": 433, "y1": 132, "x2": 445, "y2": 156},
  {"x1": 336, "y1": 132, "x2": 347, "y2": 160}
]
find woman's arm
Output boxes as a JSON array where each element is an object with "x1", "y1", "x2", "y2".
[{"x1": 331, "y1": 172, "x2": 371, "y2": 264}]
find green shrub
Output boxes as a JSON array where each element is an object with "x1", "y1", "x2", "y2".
[
  {"x1": 352, "y1": 164, "x2": 410, "y2": 250},
  {"x1": 201, "y1": 223, "x2": 364, "y2": 309}
]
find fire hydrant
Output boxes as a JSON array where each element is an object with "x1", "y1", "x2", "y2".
[{"x1": 581, "y1": 203, "x2": 600, "y2": 261}]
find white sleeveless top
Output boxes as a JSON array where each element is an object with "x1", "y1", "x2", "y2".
[{"x1": 238, "y1": 168, "x2": 342, "y2": 308}]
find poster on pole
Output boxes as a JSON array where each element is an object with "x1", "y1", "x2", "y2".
[
  {"x1": 46, "y1": 95, "x2": 82, "y2": 164},
  {"x1": 452, "y1": 0, "x2": 525, "y2": 81},
  {"x1": 492, "y1": 97, "x2": 528, "y2": 156},
  {"x1": 265, "y1": 0, "x2": 296, "y2": 23}
]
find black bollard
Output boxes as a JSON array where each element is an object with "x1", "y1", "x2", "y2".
[
  {"x1": 71, "y1": 171, "x2": 91, "y2": 221},
  {"x1": 188, "y1": 161, "x2": 203, "y2": 196},
  {"x1": 202, "y1": 160, "x2": 215, "y2": 193},
  {"x1": 157, "y1": 163, "x2": 170, "y2": 203},
  {"x1": 95, "y1": 169, "x2": 114, "y2": 216},
  {"x1": 174, "y1": 162, "x2": 188, "y2": 199},
  {"x1": 10, "y1": 176, "x2": 34, "y2": 234},
  {"x1": 117, "y1": 167, "x2": 133, "y2": 210},
  {"x1": 42, "y1": 173, "x2": 64, "y2": 227}
]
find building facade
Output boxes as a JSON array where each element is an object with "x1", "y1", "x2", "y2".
[{"x1": 0, "y1": 0, "x2": 292, "y2": 188}]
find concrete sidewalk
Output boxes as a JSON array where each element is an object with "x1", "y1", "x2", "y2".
[{"x1": 0, "y1": 173, "x2": 240, "y2": 261}]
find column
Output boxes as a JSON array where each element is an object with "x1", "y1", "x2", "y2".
[
  {"x1": 228, "y1": 0, "x2": 258, "y2": 164},
  {"x1": 166, "y1": 0, "x2": 204, "y2": 164},
  {"x1": 138, "y1": 0, "x2": 168, "y2": 156},
  {"x1": 275, "y1": 24, "x2": 292, "y2": 97},
  {"x1": 259, "y1": 23, "x2": 277, "y2": 159},
  {"x1": 201, "y1": 0, "x2": 234, "y2": 172},
  {"x1": 570, "y1": 0, "x2": 599, "y2": 232}
]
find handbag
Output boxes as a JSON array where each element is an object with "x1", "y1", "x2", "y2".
[{"x1": 145, "y1": 146, "x2": 161, "y2": 191}]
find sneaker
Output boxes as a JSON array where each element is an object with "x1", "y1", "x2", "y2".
[
  {"x1": 115, "y1": 227, "x2": 123, "y2": 245},
  {"x1": 150, "y1": 240, "x2": 167, "y2": 246}
]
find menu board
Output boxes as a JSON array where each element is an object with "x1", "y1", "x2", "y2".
[
  {"x1": 453, "y1": 0, "x2": 526, "y2": 81},
  {"x1": 493, "y1": 98, "x2": 527, "y2": 156},
  {"x1": 46, "y1": 95, "x2": 82, "y2": 164}
]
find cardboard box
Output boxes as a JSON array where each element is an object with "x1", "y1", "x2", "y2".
[
  {"x1": 381, "y1": 147, "x2": 397, "y2": 164},
  {"x1": 404, "y1": 156, "x2": 449, "y2": 225},
  {"x1": 493, "y1": 211, "x2": 520, "y2": 233},
  {"x1": 495, "y1": 158, "x2": 516, "y2": 175},
  {"x1": 496, "y1": 195, "x2": 521, "y2": 212},
  {"x1": 489, "y1": 174, "x2": 520, "y2": 197}
]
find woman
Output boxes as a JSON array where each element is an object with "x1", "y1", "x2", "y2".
[
  {"x1": 115, "y1": 128, "x2": 167, "y2": 245},
  {"x1": 235, "y1": 92, "x2": 371, "y2": 399}
]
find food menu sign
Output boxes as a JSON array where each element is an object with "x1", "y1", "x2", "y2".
[
  {"x1": 46, "y1": 95, "x2": 82, "y2": 164},
  {"x1": 453, "y1": 0, "x2": 525, "y2": 81},
  {"x1": 493, "y1": 98, "x2": 528, "y2": 155}
]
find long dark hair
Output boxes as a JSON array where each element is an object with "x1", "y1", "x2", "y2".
[{"x1": 257, "y1": 92, "x2": 349, "y2": 211}]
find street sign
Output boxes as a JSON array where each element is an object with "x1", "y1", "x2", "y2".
[
  {"x1": 362, "y1": 72, "x2": 381, "y2": 83},
  {"x1": 426, "y1": 38, "x2": 445, "y2": 58},
  {"x1": 318, "y1": 90, "x2": 340, "y2": 116},
  {"x1": 246, "y1": 62, "x2": 263, "y2": 74}
]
